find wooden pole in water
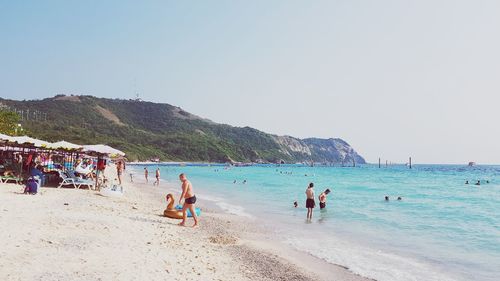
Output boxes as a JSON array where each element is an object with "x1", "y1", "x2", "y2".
[
  {"x1": 378, "y1": 158, "x2": 381, "y2": 168},
  {"x1": 409, "y1": 157, "x2": 412, "y2": 169}
]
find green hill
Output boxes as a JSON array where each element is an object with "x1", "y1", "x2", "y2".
[{"x1": 0, "y1": 95, "x2": 365, "y2": 164}]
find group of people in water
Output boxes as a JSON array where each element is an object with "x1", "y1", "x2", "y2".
[
  {"x1": 385, "y1": 196, "x2": 402, "y2": 201},
  {"x1": 465, "y1": 180, "x2": 489, "y2": 186},
  {"x1": 292, "y1": 183, "x2": 331, "y2": 220}
]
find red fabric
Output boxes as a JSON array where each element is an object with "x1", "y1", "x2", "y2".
[
  {"x1": 97, "y1": 159, "x2": 106, "y2": 171},
  {"x1": 25, "y1": 154, "x2": 33, "y2": 167}
]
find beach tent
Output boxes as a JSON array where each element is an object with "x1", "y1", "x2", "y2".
[
  {"x1": 82, "y1": 144, "x2": 125, "y2": 157},
  {"x1": 49, "y1": 140, "x2": 82, "y2": 150}
]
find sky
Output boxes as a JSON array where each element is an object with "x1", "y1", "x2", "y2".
[{"x1": 1, "y1": 0, "x2": 499, "y2": 164}]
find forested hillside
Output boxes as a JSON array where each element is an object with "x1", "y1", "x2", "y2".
[{"x1": 0, "y1": 95, "x2": 365, "y2": 164}]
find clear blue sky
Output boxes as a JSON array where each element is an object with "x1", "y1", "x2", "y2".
[{"x1": 1, "y1": 1, "x2": 499, "y2": 164}]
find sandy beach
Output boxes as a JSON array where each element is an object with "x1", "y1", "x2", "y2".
[{"x1": 0, "y1": 172, "x2": 370, "y2": 281}]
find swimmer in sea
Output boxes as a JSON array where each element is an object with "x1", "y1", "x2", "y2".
[
  {"x1": 475, "y1": 180, "x2": 480, "y2": 186},
  {"x1": 318, "y1": 188, "x2": 331, "y2": 209},
  {"x1": 293, "y1": 201, "x2": 298, "y2": 208},
  {"x1": 397, "y1": 197, "x2": 402, "y2": 201},
  {"x1": 385, "y1": 196, "x2": 389, "y2": 201},
  {"x1": 465, "y1": 180, "x2": 469, "y2": 185}
]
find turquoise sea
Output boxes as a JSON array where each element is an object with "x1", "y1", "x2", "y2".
[{"x1": 133, "y1": 164, "x2": 500, "y2": 281}]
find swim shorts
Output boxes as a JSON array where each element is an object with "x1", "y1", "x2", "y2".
[
  {"x1": 185, "y1": 195, "x2": 197, "y2": 204},
  {"x1": 306, "y1": 198, "x2": 315, "y2": 208}
]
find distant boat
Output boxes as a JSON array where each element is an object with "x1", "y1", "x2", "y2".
[{"x1": 468, "y1": 162, "x2": 476, "y2": 167}]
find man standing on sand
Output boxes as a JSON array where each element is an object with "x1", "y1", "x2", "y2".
[
  {"x1": 144, "y1": 167, "x2": 149, "y2": 183},
  {"x1": 154, "y1": 168, "x2": 160, "y2": 186},
  {"x1": 305, "y1": 183, "x2": 315, "y2": 220},
  {"x1": 178, "y1": 173, "x2": 198, "y2": 227},
  {"x1": 116, "y1": 161, "x2": 124, "y2": 185},
  {"x1": 318, "y1": 188, "x2": 331, "y2": 209}
]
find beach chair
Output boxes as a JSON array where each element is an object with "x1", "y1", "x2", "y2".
[
  {"x1": 0, "y1": 175, "x2": 23, "y2": 184},
  {"x1": 64, "y1": 170, "x2": 95, "y2": 190},
  {"x1": 57, "y1": 171, "x2": 78, "y2": 189}
]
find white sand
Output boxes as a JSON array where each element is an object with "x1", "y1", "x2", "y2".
[{"x1": 0, "y1": 175, "x2": 370, "y2": 281}]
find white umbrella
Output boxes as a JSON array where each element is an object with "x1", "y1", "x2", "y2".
[
  {"x1": 9, "y1": 136, "x2": 52, "y2": 148},
  {"x1": 49, "y1": 140, "x2": 82, "y2": 150},
  {"x1": 0, "y1": 133, "x2": 14, "y2": 142},
  {"x1": 82, "y1": 144, "x2": 125, "y2": 157}
]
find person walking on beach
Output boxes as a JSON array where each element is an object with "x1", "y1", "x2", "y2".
[
  {"x1": 178, "y1": 173, "x2": 198, "y2": 227},
  {"x1": 154, "y1": 168, "x2": 160, "y2": 186},
  {"x1": 318, "y1": 188, "x2": 331, "y2": 209},
  {"x1": 116, "y1": 161, "x2": 124, "y2": 185},
  {"x1": 144, "y1": 167, "x2": 149, "y2": 183},
  {"x1": 305, "y1": 183, "x2": 315, "y2": 220}
]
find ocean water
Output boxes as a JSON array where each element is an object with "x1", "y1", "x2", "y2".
[{"x1": 133, "y1": 164, "x2": 500, "y2": 281}]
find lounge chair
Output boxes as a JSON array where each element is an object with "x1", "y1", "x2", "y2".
[
  {"x1": 0, "y1": 175, "x2": 23, "y2": 184},
  {"x1": 58, "y1": 171, "x2": 95, "y2": 190},
  {"x1": 57, "y1": 171, "x2": 77, "y2": 188}
]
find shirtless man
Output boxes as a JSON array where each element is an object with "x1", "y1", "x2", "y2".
[
  {"x1": 318, "y1": 188, "x2": 331, "y2": 209},
  {"x1": 144, "y1": 167, "x2": 149, "y2": 183},
  {"x1": 305, "y1": 182, "x2": 315, "y2": 220},
  {"x1": 154, "y1": 168, "x2": 160, "y2": 186},
  {"x1": 178, "y1": 173, "x2": 198, "y2": 227},
  {"x1": 116, "y1": 161, "x2": 124, "y2": 185}
]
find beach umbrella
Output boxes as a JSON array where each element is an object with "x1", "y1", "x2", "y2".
[
  {"x1": 0, "y1": 133, "x2": 11, "y2": 141},
  {"x1": 0, "y1": 133, "x2": 15, "y2": 143},
  {"x1": 49, "y1": 140, "x2": 82, "y2": 150},
  {"x1": 83, "y1": 144, "x2": 125, "y2": 191},
  {"x1": 9, "y1": 136, "x2": 53, "y2": 148},
  {"x1": 82, "y1": 144, "x2": 125, "y2": 157}
]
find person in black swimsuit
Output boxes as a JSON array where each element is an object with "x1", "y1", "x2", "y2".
[
  {"x1": 185, "y1": 195, "x2": 197, "y2": 204},
  {"x1": 318, "y1": 189, "x2": 331, "y2": 209},
  {"x1": 179, "y1": 173, "x2": 198, "y2": 227}
]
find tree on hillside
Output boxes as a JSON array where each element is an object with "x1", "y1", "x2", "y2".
[{"x1": 0, "y1": 110, "x2": 21, "y2": 135}]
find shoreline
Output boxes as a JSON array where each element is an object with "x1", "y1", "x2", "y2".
[
  {"x1": 0, "y1": 170, "x2": 371, "y2": 281},
  {"x1": 133, "y1": 173, "x2": 372, "y2": 281},
  {"x1": 131, "y1": 169, "x2": 373, "y2": 281}
]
